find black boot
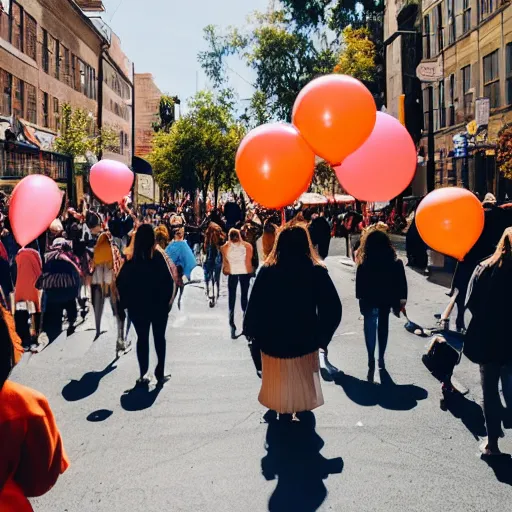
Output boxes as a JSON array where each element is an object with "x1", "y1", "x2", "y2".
[
  {"x1": 367, "y1": 360, "x2": 375, "y2": 383},
  {"x1": 229, "y1": 311, "x2": 237, "y2": 339}
]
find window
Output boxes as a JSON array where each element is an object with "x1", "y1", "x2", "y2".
[
  {"x1": 62, "y1": 46, "x2": 71, "y2": 86},
  {"x1": 447, "y1": 0, "x2": 456, "y2": 44},
  {"x1": 0, "y1": 1, "x2": 10, "y2": 41},
  {"x1": 12, "y1": 76, "x2": 23, "y2": 118},
  {"x1": 0, "y1": 69, "x2": 12, "y2": 116},
  {"x1": 55, "y1": 40, "x2": 60, "y2": 80},
  {"x1": 462, "y1": 64, "x2": 473, "y2": 117},
  {"x1": 463, "y1": 0, "x2": 471, "y2": 34},
  {"x1": 423, "y1": 86, "x2": 432, "y2": 132},
  {"x1": 507, "y1": 43, "x2": 512, "y2": 104},
  {"x1": 483, "y1": 50, "x2": 500, "y2": 108},
  {"x1": 42, "y1": 29, "x2": 49, "y2": 73},
  {"x1": 53, "y1": 97, "x2": 60, "y2": 131},
  {"x1": 448, "y1": 74, "x2": 455, "y2": 126},
  {"x1": 42, "y1": 92, "x2": 49, "y2": 128},
  {"x1": 25, "y1": 82, "x2": 36, "y2": 124},
  {"x1": 439, "y1": 80, "x2": 446, "y2": 128},
  {"x1": 423, "y1": 15, "x2": 432, "y2": 59},
  {"x1": 23, "y1": 12, "x2": 36, "y2": 60},
  {"x1": 79, "y1": 59, "x2": 86, "y2": 95},
  {"x1": 71, "y1": 55, "x2": 80, "y2": 91},
  {"x1": 48, "y1": 35, "x2": 58, "y2": 79},
  {"x1": 480, "y1": 0, "x2": 498, "y2": 21},
  {"x1": 434, "y1": 4, "x2": 444, "y2": 54},
  {"x1": 11, "y1": 1, "x2": 22, "y2": 51}
]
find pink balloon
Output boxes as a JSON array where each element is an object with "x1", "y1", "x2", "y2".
[
  {"x1": 9, "y1": 175, "x2": 62, "y2": 247},
  {"x1": 334, "y1": 112, "x2": 417, "y2": 202},
  {"x1": 90, "y1": 159, "x2": 134, "y2": 204}
]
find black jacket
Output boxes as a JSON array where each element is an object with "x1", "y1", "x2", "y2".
[
  {"x1": 464, "y1": 261, "x2": 512, "y2": 365},
  {"x1": 116, "y1": 250, "x2": 174, "y2": 314},
  {"x1": 243, "y1": 263, "x2": 342, "y2": 358},
  {"x1": 356, "y1": 259, "x2": 407, "y2": 310}
]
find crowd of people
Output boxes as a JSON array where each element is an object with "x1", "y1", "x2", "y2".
[{"x1": 1, "y1": 188, "x2": 512, "y2": 508}]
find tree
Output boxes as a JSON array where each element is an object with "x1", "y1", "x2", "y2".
[
  {"x1": 53, "y1": 103, "x2": 117, "y2": 159},
  {"x1": 497, "y1": 123, "x2": 512, "y2": 180},
  {"x1": 334, "y1": 26, "x2": 376, "y2": 83},
  {"x1": 147, "y1": 91, "x2": 244, "y2": 211},
  {"x1": 152, "y1": 95, "x2": 181, "y2": 133}
]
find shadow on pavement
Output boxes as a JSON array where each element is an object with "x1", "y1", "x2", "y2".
[
  {"x1": 261, "y1": 411, "x2": 343, "y2": 512},
  {"x1": 62, "y1": 360, "x2": 117, "y2": 402},
  {"x1": 333, "y1": 369, "x2": 428, "y2": 411},
  {"x1": 86, "y1": 409, "x2": 113, "y2": 422},
  {"x1": 443, "y1": 393, "x2": 487, "y2": 440},
  {"x1": 484, "y1": 455, "x2": 512, "y2": 486},
  {"x1": 120, "y1": 385, "x2": 162, "y2": 412}
]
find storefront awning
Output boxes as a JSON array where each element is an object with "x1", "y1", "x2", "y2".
[{"x1": 132, "y1": 155, "x2": 153, "y2": 175}]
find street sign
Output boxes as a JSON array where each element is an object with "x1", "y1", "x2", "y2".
[
  {"x1": 475, "y1": 97, "x2": 490, "y2": 126},
  {"x1": 416, "y1": 57, "x2": 443, "y2": 82}
]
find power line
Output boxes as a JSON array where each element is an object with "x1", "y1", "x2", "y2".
[{"x1": 109, "y1": 0, "x2": 125, "y2": 22}]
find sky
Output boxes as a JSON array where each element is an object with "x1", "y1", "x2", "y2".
[{"x1": 101, "y1": 0, "x2": 270, "y2": 105}]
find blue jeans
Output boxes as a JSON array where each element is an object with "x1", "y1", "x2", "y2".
[{"x1": 362, "y1": 306, "x2": 390, "y2": 365}]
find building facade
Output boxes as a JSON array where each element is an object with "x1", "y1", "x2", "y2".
[
  {"x1": 419, "y1": 0, "x2": 512, "y2": 199},
  {"x1": 385, "y1": 0, "x2": 424, "y2": 194},
  {"x1": 0, "y1": 0, "x2": 134, "y2": 198},
  {"x1": 133, "y1": 73, "x2": 161, "y2": 203}
]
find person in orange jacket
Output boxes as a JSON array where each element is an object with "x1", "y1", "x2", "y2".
[{"x1": 0, "y1": 304, "x2": 69, "y2": 511}]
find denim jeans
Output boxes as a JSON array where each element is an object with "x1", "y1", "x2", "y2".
[
  {"x1": 362, "y1": 306, "x2": 390, "y2": 365},
  {"x1": 480, "y1": 363, "x2": 512, "y2": 444}
]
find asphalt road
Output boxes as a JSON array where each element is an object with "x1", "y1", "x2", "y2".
[{"x1": 12, "y1": 238, "x2": 512, "y2": 512}]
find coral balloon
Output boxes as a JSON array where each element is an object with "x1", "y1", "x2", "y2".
[
  {"x1": 334, "y1": 112, "x2": 417, "y2": 202},
  {"x1": 235, "y1": 123, "x2": 315, "y2": 209},
  {"x1": 9, "y1": 175, "x2": 62, "y2": 247},
  {"x1": 292, "y1": 74, "x2": 376, "y2": 165},
  {"x1": 90, "y1": 159, "x2": 134, "y2": 204},
  {"x1": 416, "y1": 187, "x2": 484, "y2": 261}
]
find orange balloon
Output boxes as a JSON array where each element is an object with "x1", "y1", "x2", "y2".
[
  {"x1": 416, "y1": 187, "x2": 484, "y2": 261},
  {"x1": 235, "y1": 123, "x2": 315, "y2": 209},
  {"x1": 292, "y1": 74, "x2": 376, "y2": 165}
]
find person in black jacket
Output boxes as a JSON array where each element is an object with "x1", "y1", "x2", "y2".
[
  {"x1": 116, "y1": 225, "x2": 175, "y2": 388},
  {"x1": 464, "y1": 227, "x2": 512, "y2": 456},
  {"x1": 243, "y1": 224, "x2": 342, "y2": 416},
  {"x1": 356, "y1": 229, "x2": 407, "y2": 382},
  {"x1": 309, "y1": 210, "x2": 332, "y2": 260}
]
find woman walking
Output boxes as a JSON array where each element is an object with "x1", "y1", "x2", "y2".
[
  {"x1": 465, "y1": 227, "x2": 512, "y2": 456},
  {"x1": 243, "y1": 224, "x2": 342, "y2": 416},
  {"x1": 221, "y1": 228, "x2": 253, "y2": 339},
  {"x1": 117, "y1": 225, "x2": 175, "y2": 388},
  {"x1": 356, "y1": 228, "x2": 407, "y2": 382},
  {"x1": 203, "y1": 222, "x2": 226, "y2": 306},
  {"x1": 0, "y1": 304, "x2": 69, "y2": 511}
]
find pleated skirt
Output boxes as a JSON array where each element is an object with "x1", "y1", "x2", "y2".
[{"x1": 258, "y1": 351, "x2": 324, "y2": 414}]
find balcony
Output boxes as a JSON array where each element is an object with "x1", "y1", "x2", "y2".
[
  {"x1": 89, "y1": 16, "x2": 111, "y2": 44},
  {"x1": 75, "y1": 1, "x2": 105, "y2": 12}
]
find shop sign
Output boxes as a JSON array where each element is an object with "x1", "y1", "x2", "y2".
[{"x1": 416, "y1": 56, "x2": 444, "y2": 82}]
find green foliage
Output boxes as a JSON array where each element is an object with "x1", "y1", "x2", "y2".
[
  {"x1": 334, "y1": 27, "x2": 376, "y2": 83},
  {"x1": 497, "y1": 123, "x2": 512, "y2": 180},
  {"x1": 53, "y1": 104, "x2": 117, "y2": 159},
  {"x1": 198, "y1": 1, "x2": 383, "y2": 124},
  {"x1": 147, "y1": 91, "x2": 245, "y2": 205}
]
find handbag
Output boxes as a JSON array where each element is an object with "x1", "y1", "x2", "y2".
[{"x1": 422, "y1": 334, "x2": 462, "y2": 382}]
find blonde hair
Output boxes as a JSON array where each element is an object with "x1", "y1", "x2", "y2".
[
  {"x1": 481, "y1": 227, "x2": 512, "y2": 267},
  {"x1": 154, "y1": 224, "x2": 170, "y2": 249}
]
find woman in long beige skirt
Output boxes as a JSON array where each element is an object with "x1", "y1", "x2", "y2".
[{"x1": 243, "y1": 224, "x2": 342, "y2": 415}]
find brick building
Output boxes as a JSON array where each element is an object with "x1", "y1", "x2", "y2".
[
  {"x1": 419, "y1": 0, "x2": 512, "y2": 199},
  {"x1": 0, "y1": 0, "x2": 134, "y2": 195},
  {"x1": 134, "y1": 73, "x2": 161, "y2": 203}
]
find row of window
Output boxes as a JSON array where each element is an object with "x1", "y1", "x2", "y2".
[
  {"x1": 423, "y1": 0, "x2": 498, "y2": 60},
  {"x1": 103, "y1": 60, "x2": 131, "y2": 101},
  {"x1": 107, "y1": 98, "x2": 131, "y2": 122},
  {"x1": 423, "y1": 44, "x2": 512, "y2": 131},
  {"x1": 0, "y1": 67, "x2": 61, "y2": 130},
  {"x1": 1, "y1": 1, "x2": 97, "y2": 100}
]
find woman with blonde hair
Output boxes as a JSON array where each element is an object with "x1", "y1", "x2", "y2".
[
  {"x1": 465, "y1": 227, "x2": 512, "y2": 456},
  {"x1": 221, "y1": 228, "x2": 253, "y2": 339},
  {"x1": 243, "y1": 224, "x2": 342, "y2": 417}
]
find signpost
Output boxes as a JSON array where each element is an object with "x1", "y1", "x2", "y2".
[{"x1": 475, "y1": 97, "x2": 490, "y2": 127}]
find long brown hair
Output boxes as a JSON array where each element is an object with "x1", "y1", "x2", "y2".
[
  {"x1": 265, "y1": 223, "x2": 324, "y2": 267},
  {"x1": 204, "y1": 222, "x2": 226, "y2": 250},
  {"x1": 357, "y1": 222, "x2": 394, "y2": 265},
  {"x1": 481, "y1": 227, "x2": 512, "y2": 267}
]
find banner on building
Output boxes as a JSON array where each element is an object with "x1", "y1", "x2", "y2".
[
  {"x1": 416, "y1": 56, "x2": 443, "y2": 82},
  {"x1": 475, "y1": 98, "x2": 490, "y2": 127}
]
